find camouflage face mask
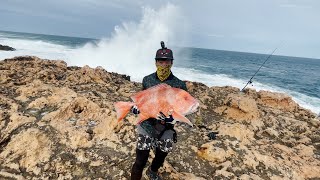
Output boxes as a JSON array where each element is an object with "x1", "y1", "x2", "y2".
[{"x1": 156, "y1": 64, "x2": 172, "y2": 81}]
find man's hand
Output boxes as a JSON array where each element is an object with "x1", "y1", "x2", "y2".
[
  {"x1": 131, "y1": 105, "x2": 140, "y2": 115},
  {"x1": 156, "y1": 110, "x2": 175, "y2": 124}
]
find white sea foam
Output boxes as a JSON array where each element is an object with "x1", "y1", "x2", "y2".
[
  {"x1": 66, "y1": 3, "x2": 188, "y2": 81},
  {"x1": 0, "y1": 37, "x2": 72, "y2": 60}
]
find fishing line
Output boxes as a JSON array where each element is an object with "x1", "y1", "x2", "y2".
[{"x1": 241, "y1": 47, "x2": 279, "y2": 92}]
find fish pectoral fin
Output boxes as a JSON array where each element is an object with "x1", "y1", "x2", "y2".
[
  {"x1": 114, "y1": 101, "x2": 135, "y2": 122},
  {"x1": 172, "y1": 111, "x2": 193, "y2": 127}
]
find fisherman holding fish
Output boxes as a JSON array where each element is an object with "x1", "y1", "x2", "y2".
[{"x1": 115, "y1": 42, "x2": 198, "y2": 180}]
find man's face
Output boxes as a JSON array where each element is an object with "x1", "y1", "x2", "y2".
[{"x1": 155, "y1": 59, "x2": 173, "y2": 67}]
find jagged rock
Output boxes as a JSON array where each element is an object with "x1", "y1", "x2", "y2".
[
  {"x1": 0, "y1": 56, "x2": 319, "y2": 179},
  {"x1": 197, "y1": 141, "x2": 235, "y2": 163},
  {"x1": 214, "y1": 93, "x2": 260, "y2": 121},
  {"x1": 0, "y1": 128, "x2": 53, "y2": 174},
  {"x1": 0, "y1": 44, "x2": 15, "y2": 51},
  {"x1": 257, "y1": 90, "x2": 299, "y2": 112}
]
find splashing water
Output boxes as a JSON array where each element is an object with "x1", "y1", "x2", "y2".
[{"x1": 67, "y1": 3, "x2": 188, "y2": 82}]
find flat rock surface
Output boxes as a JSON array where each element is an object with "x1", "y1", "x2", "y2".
[{"x1": 0, "y1": 56, "x2": 319, "y2": 179}]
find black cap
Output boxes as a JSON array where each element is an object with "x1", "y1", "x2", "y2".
[{"x1": 155, "y1": 41, "x2": 174, "y2": 60}]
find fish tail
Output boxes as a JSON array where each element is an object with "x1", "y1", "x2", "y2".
[{"x1": 114, "y1": 101, "x2": 135, "y2": 122}]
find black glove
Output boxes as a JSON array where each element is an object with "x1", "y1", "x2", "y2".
[
  {"x1": 131, "y1": 105, "x2": 140, "y2": 115},
  {"x1": 156, "y1": 111, "x2": 175, "y2": 124}
]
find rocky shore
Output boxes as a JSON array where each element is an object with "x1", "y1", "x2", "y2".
[
  {"x1": 0, "y1": 44, "x2": 15, "y2": 51},
  {"x1": 0, "y1": 56, "x2": 319, "y2": 179}
]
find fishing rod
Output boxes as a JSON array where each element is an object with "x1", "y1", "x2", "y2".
[{"x1": 241, "y1": 47, "x2": 278, "y2": 92}]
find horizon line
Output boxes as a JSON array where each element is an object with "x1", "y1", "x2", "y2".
[{"x1": 1, "y1": 29, "x2": 319, "y2": 60}]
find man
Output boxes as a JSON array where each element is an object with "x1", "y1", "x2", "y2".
[{"x1": 130, "y1": 41, "x2": 187, "y2": 180}]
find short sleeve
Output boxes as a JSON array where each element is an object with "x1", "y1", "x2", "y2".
[
  {"x1": 142, "y1": 77, "x2": 147, "y2": 90},
  {"x1": 181, "y1": 82, "x2": 188, "y2": 92}
]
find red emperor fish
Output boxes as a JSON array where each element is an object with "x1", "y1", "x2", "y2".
[{"x1": 114, "y1": 83, "x2": 199, "y2": 126}]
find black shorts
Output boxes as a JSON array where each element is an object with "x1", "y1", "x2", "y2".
[{"x1": 136, "y1": 129, "x2": 175, "y2": 153}]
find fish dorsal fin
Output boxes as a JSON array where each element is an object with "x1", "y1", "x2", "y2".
[{"x1": 131, "y1": 83, "x2": 172, "y2": 102}]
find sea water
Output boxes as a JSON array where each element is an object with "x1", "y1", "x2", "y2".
[{"x1": 1, "y1": 30, "x2": 319, "y2": 114}]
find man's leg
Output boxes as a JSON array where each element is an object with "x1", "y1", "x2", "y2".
[
  {"x1": 131, "y1": 149, "x2": 150, "y2": 180},
  {"x1": 131, "y1": 134, "x2": 154, "y2": 180},
  {"x1": 150, "y1": 147, "x2": 168, "y2": 172},
  {"x1": 150, "y1": 129, "x2": 175, "y2": 172}
]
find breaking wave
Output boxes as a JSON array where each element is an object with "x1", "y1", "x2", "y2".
[{"x1": 66, "y1": 3, "x2": 188, "y2": 81}]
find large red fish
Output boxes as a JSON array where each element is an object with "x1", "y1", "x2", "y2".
[{"x1": 114, "y1": 84, "x2": 199, "y2": 126}]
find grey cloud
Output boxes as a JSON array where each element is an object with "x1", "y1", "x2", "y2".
[{"x1": 0, "y1": 0, "x2": 320, "y2": 58}]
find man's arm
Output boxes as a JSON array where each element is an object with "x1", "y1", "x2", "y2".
[
  {"x1": 142, "y1": 77, "x2": 147, "y2": 90},
  {"x1": 181, "y1": 82, "x2": 188, "y2": 92}
]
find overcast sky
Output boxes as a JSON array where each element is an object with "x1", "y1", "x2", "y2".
[{"x1": 0, "y1": 0, "x2": 319, "y2": 59}]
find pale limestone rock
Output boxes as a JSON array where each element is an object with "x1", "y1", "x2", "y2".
[
  {"x1": 0, "y1": 171, "x2": 25, "y2": 180},
  {"x1": 258, "y1": 90, "x2": 298, "y2": 112},
  {"x1": 179, "y1": 172, "x2": 207, "y2": 180},
  {"x1": 214, "y1": 161, "x2": 234, "y2": 178},
  {"x1": 15, "y1": 80, "x2": 52, "y2": 102},
  {"x1": 215, "y1": 93, "x2": 260, "y2": 121},
  {"x1": 310, "y1": 118, "x2": 320, "y2": 127},
  {"x1": 197, "y1": 141, "x2": 235, "y2": 163},
  {"x1": 90, "y1": 160, "x2": 104, "y2": 167},
  {"x1": 0, "y1": 128, "x2": 53, "y2": 174},
  {"x1": 218, "y1": 122, "x2": 255, "y2": 145},
  {"x1": 1, "y1": 113, "x2": 36, "y2": 142},
  {"x1": 66, "y1": 65, "x2": 109, "y2": 84},
  {"x1": 264, "y1": 127, "x2": 279, "y2": 138},
  {"x1": 239, "y1": 174, "x2": 251, "y2": 180}
]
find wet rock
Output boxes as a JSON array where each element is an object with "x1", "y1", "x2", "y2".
[{"x1": 0, "y1": 44, "x2": 15, "y2": 51}]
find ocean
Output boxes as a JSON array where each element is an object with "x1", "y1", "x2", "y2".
[{"x1": 1, "y1": 30, "x2": 319, "y2": 114}]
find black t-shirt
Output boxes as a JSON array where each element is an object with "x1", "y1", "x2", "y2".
[
  {"x1": 142, "y1": 72, "x2": 187, "y2": 91},
  {"x1": 139, "y1": 72, "x2": 187, "y2": 138}
]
